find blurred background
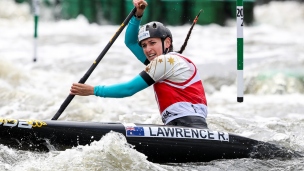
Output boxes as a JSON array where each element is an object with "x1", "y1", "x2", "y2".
[
  {"x1": 10, "y1": 0, "x2": 304, "y2": 26},
  {"x1": 10, "y1": 0, "x2": 295, "y2": 26}
]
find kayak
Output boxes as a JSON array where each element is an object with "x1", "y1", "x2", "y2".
[{"x1": 0, "y1": 118, "x2": 300, "y2": 163}]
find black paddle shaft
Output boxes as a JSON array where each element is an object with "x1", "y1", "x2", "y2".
[{"x1": 52, "y1": 7, "x2": 137, "y2": 120}]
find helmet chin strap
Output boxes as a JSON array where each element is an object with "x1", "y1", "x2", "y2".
[{"x1": 161, "y1": 39, "x2": 169, "y2": 54}]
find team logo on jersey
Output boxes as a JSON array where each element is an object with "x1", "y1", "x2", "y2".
[
  {"x1": 162, "y1": 111, "x2": 178, "y2": 123},
  {"x1": 145, "y1": 66, "x2": 151, "y2": 73},
  {"x1": 167, "y1": 56, "x2": 175, "y2": 65}
]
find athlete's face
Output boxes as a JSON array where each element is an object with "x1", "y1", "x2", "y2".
[{"x1": 140, "y1": 37, "x2": 171, "y2": 61}]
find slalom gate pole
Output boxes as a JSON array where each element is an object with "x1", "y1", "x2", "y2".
[
  {"x1": 33, "y1": 0, "x2": 39, "y2": 62},
  {"x1": 237, "y1": 0, "x2": 244, "y2": 102},
  {"x1": 51, "y1": 7, "x2": 138, "y2": 120}
]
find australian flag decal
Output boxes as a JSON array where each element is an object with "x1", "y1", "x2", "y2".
[{"x1": 126, "y1": 126, "x2": 145, "y2": 136}]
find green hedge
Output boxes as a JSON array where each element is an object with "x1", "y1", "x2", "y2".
[{"x1": 15, "y1": 0, "x2": 255, "y2": 25}]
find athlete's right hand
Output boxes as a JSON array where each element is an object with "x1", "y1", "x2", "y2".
[
  {"x1": 133, "y1": 0, "x2": 148, "y2": 17},
  {"x1": 70, "y1": 83, "x2": 94, "y2": 96}
]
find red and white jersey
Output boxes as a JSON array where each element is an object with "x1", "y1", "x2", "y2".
[{"x1": 144, "y1": 52, "x2": 208, "y2": 124}]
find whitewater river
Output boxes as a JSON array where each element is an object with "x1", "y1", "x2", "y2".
[{"x1": 1, "y1": 1, "x2": 304, "y2": 170}]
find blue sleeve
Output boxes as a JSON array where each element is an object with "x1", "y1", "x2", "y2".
[
  {"x1": 94, "y1": 74, "x2": 149, "y2": 98},
  {"x1": 125, "y1": 16, "x2": 148, "y2": 65}
]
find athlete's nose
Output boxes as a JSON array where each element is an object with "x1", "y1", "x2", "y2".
[{"x1": 145, "y1": 44, "x2": 153, "y2": 53}]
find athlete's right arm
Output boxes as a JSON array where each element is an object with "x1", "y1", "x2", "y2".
[
  {"x1": 94, "y1": 72, "x2": 154, "y2": 98},
  {"x1": 125, "y1": 17, "x2": 149, "y2": 65}
]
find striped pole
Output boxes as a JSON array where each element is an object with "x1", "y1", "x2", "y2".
[
  {"x1": 237, "y1": 0, "x2": 244, "y2": 102},
  {"x1": 33, "y1": 0, "x2": 39, "y2": 62}
]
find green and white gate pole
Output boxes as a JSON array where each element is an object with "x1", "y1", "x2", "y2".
[
  {"x1": 33, "y1": 0, "x2": 39, "y2": 62},
  {"x1": 237, "y1": 0, "x2": 244, "y2": 102}
]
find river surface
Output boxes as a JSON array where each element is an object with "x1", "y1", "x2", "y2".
[{"x1": 0, "y1": 1, "x2": 304, "y2": 170}]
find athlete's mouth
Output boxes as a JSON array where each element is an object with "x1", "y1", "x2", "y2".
[{"x1": 148, "y1": 53, "x2": 156, "y2": 58}]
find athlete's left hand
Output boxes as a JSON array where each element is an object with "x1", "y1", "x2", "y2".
[{"x1": 133, "y1": 0, "x2": 148, "y2": 16}]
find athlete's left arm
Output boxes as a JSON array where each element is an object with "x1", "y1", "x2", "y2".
[
  {"x1": 125, "y1": 17, "x2": 149, "y2": 65},
  {"x1": 94, "y1": 73, "x2": 154, "y2": 98}
]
